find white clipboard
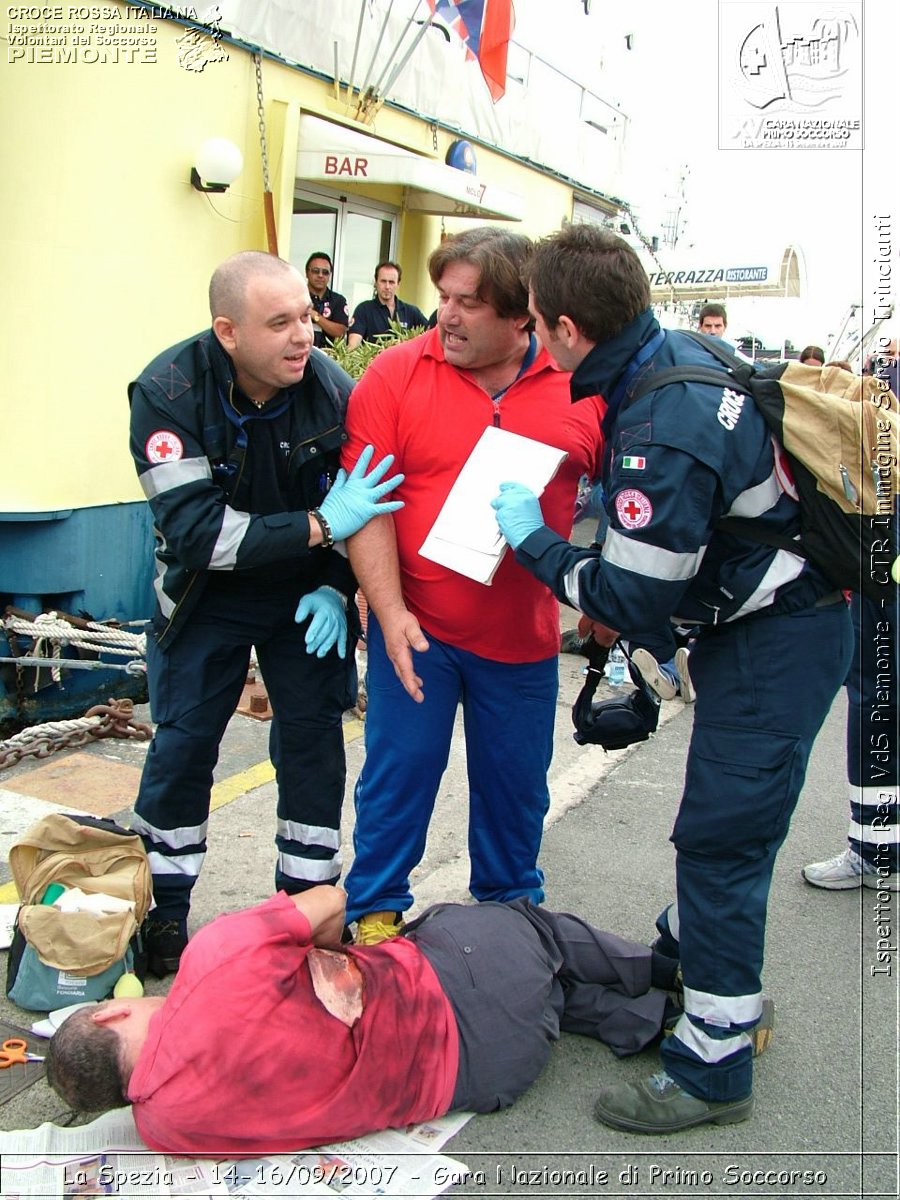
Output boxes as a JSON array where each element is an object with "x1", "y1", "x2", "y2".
[{"x1": 420, "y1": 426, "x2": 568, "y2": 584}]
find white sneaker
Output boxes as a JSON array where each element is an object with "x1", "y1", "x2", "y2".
[
  {"x1": 675, "y1": 647, "x2": 695, "y2": 704},
  {"x1": 802, "y1": 847, "x2": 899, "y2": 891},
  {"x1": 631, "y1": 649, "x2": 678, "y2": 701}
]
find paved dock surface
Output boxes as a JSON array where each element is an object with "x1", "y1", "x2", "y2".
[{"x1": 1, "y1": 642, "x2": 897, "y2": 1198}]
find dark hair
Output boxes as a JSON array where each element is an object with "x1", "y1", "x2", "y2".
[
  {"x1": 799, "y1": 344, "x2": 826, "y2": 365},
  {"x1": 824, "y1": 359, "x2": 853, "y2": 372},
  {"x1": 375, "y1": 260, "x2": 402, "y2": 282},
  {"x1": 525, "y1": 224, "x2": 650, "y2": 342},
  {"x1": 428, "y1": 226, "x2": 533, "y2": 320},
  {"x1": 305, "y1": 251, "x2": 333, "y2": 272},
  {"x1": 699, "y1": 303, "x2": 727, "y2": 325},
  {"x1": 45, "y1": 1009, "x2": 130, "y2": 1113}
]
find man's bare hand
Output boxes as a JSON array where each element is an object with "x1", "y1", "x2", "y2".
[
  {"x1": 577, "y1": 614, "x2": 619, "y2": 647},
  {"x1": 381, "y1": 609, "x2": 430, "y2": 702}
]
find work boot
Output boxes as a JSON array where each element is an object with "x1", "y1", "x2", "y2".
[
  {"x1": 142, "y1": 917, "x2": 188, "y2": 978},
  {"x1": 594, "y1": 1071, "x2": 753, "y2": 1134},
  {"x1": 560, "y1": 628, "x2": 590, "y2": 656},
  {"x1": 354, "y1": 911, "x2": 403, "y2": 946}
]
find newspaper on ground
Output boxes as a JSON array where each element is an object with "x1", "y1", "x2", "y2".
[{"x1": 0, "y1": 1106, "x2": 474, "y2": 1199}]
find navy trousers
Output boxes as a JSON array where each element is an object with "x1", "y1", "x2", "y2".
[
  {"x1": 658, "y1": 598, "x2": 853, "y2": 1101},
  {"x1": 846, "y1": 593, "x2": 899, "y2": 873},
  {"x1": 132, "y1": 579, "x2": 355, "y2": 921}
]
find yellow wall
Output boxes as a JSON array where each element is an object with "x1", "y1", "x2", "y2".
[{"x1": 1, "y1": 5, "x2": 576, "y2": 513}]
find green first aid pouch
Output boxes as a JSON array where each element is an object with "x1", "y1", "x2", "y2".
[{"x1": 5, "y1": 813, "x2": 151, "y2": 1011}]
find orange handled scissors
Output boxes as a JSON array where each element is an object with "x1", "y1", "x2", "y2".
[{"x1": 0, "y1": 1038, "x2": 45, "y2": 1067}]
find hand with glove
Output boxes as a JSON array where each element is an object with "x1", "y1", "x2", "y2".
[
  {"x1": 490, "y1": 481, "x2": 546, "y2": 549},
  {"x1": 294, "y1": 586, "x2": 348, "y2": 658},
  {"x1": 315, "y1": 444, "x2": 404, "y2": 542}
]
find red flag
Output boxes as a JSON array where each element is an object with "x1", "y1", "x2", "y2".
[{"x1": 427, "y1": 0, "x2": 514, "y2": 102}]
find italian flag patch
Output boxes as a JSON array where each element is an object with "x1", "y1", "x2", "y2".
[{"x1": 622, "y1": 455, "x2": 646, "y2": 470}]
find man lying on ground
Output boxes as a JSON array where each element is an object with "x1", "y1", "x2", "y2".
[{"x1": 46, "y1": 885, "x2": 683, "y2": 1154}]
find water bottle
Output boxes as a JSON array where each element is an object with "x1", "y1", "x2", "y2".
[{"x1": 605, "y1": 646, "x2": 627, "y2": 687}]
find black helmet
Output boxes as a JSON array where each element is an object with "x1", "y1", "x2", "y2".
[{"x1": 572, "y1": 638, "x2": 661, "y2": 750}]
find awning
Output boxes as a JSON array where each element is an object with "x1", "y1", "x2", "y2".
[{"x1": 296, "y1": 113, "x2": 524, "y2": 222}]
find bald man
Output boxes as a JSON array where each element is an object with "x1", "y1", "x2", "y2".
[{"x1": 128, "y1": 252, "x2": 402, "y2": 978}]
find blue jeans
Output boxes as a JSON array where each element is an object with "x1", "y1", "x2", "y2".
[
  {"x1": 345, "y1": 616, "x2": 557, "y2": 922},
  {"x1": 659, "y1": 598, "x2": 853, "y2": 1101}
]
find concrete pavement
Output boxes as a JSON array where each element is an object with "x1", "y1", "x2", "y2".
[{"x1": 0, "y1": 648, "x2": 897, "y2": 1197}]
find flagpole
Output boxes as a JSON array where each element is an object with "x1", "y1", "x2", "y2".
[
  {"x1": 346, "y1": 0, "x2": 369, "y2": 106},
  {"x1": 355, "y1": 0, "x2": 398, "y2": 116},
  {"x1": 370, "y1": 0, "x2": 426, "y2": 99},
  {"x1": 376, "y1": 11, "x2": 436, "y2": 105}
]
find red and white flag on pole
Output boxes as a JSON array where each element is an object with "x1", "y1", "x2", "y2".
[{"x1": 427, "y1": 0, "x2": 514, "y2": 102}]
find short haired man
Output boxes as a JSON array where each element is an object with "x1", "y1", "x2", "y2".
[
  {"x1": 128, "y1": 251, "x2": 403, "y2": 976},
  {"x1": 346, "y1": 261, "x2": 429, "y2": 349},
  {"x1": 491, "y1": 224, "x2": 852, "y2": 1134},
  {"x1": 46, "y1": 885, "x2": 679, "y2": 1154},
  {"x1": 697, "y1": 303, "x2": 727, "y2": 335},
  {"x1": 341, "y1": 227, "x2": 605, "y2": 944},
  {"x1": 304, "y1": 251, "x2": 349, "y2": 347}
]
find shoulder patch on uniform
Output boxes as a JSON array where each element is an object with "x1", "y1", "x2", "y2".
[
  {"x1": 616, "y1": 488, "x2": 653, "y2": 529},
  {"x1": 621, "y1": 455, "x2": 646, "y2": 470},
  {"x1": 145, "y1": 430, "x2": 184, "y2": 464}
]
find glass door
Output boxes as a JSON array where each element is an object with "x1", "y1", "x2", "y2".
[{"x1": 291, "y1": 187, "x2": 396, "y2": 317}]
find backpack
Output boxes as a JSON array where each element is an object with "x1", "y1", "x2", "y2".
[
  {"x1": 630, "y1": 331, "x2": 900, "y2": 601},
  {"x1": 6, "y1": 814, "x2": 152, "y2": 1010}
]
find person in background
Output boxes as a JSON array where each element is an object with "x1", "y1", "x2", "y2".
[
  {"x1": 341, "y1": 226, "x2": 605, "y2": 945},
  {"x1": 346, "y1": 261, "x2": 429, "y2": 348},
  {"x1": 697, "y1": 303, "x2": 727, "y2": 336},
  {"x1": 304, "y1": 252, "x2": 349, "y2": 347},
  {"x1": 798, "y1": 344, "x2": 826, "y2": 365},
  {"x1": 491, "y1": 223, "x2": 852, "y2": 1135},
  {"x1": 127, "y1": 251, "x2": 403, "y2": 978},
  {"x1": 804, "y1": 337, "x2": 899, "y2": 893},
  {"x1": 802, "y1": 592, "x2": 899, "y2": 892}
]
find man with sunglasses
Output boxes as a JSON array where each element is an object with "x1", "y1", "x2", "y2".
[{"x1": 305, "y1": 252, "x2": 349, "y2": 347}]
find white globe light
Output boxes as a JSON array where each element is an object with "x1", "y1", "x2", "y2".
[{"x1": 194, "y1": 138, "x2": 243, "y2": 188}]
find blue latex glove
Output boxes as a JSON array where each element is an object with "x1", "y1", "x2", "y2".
[
  {"x1": 318, "y1": 444, "x2": 405, "y2": 541},
  {"x1": 294, "y1": 587, "x2": 347, "y2": 658},
  {"x1": 490, "y1": 481, "x2": 546, "y2": 549}
]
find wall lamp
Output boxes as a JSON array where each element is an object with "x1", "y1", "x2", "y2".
[{"x1": 190, "y1": 138, "x2": 243, "y2": 193}]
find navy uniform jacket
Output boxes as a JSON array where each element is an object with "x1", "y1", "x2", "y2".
[
  {"x1": 128, "y1": 332, "x2": 357, "y2": 649},
  {"x1": 516, "y1": 309, "x2": 833, "y2": 636},
  {"x1": 311, "y1": 286, "x2": 349, "y2": 347},
  {"x1": 349, "y1": 296, "x2": 428, "y2": 343}
]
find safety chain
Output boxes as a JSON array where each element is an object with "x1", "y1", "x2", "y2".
[
  {"x1": 0, "y1": 699, "x2": 152, "y2": 770},
  {"x1": 254, "y1": 52, "x2": 271, "y2": 194}
]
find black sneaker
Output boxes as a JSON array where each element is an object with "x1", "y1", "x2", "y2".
[{"x1": 142, "y1": 917, "x2": 188, "y2": 978}]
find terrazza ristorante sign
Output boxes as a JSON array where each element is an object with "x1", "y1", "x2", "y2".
[{"x1": 648, "y1": 266, "x2": 769, "y2": 287}]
